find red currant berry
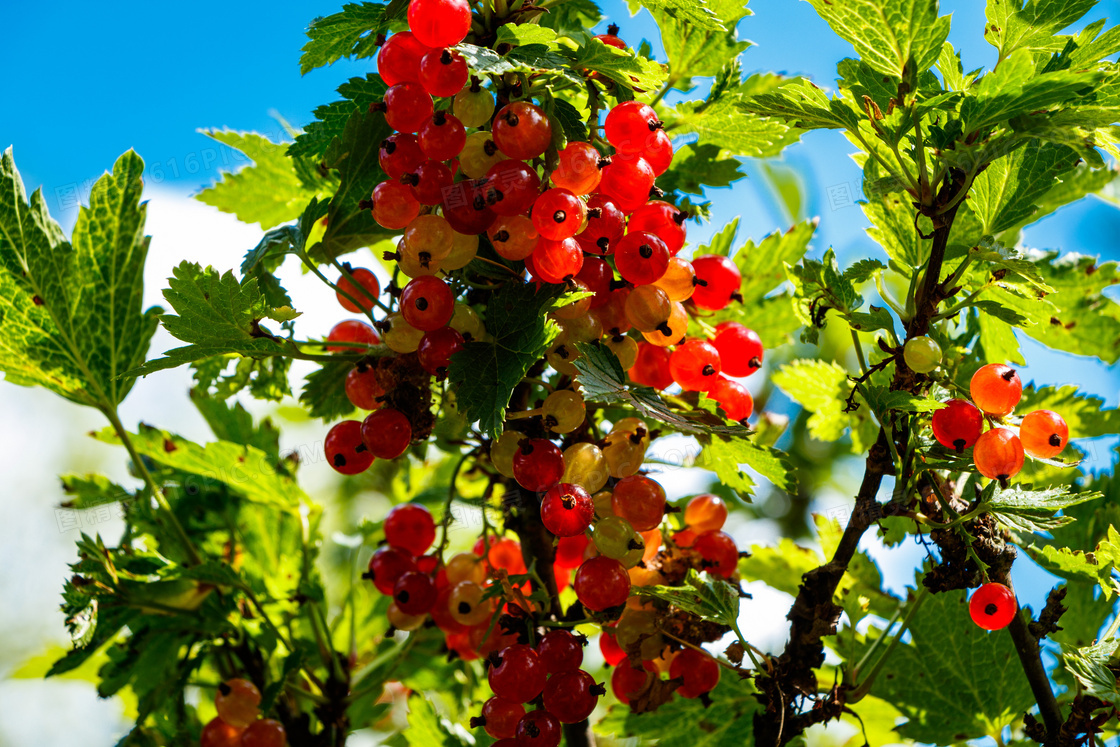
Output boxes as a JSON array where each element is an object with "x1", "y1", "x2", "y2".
[
  {"x1": 669, "y1": 339, "x2": 722, "y2": 391},
  {"x1": 377, "y1": 32, "x2": 431, "y2": 87},
  {"x1": 553, "y1": 141, "x2": 604, "y2": 195},
  {"x1": 543, "y1": 669, "x2": 602, "y2": 723},
  {"x1": 345, "y1": 366, "x2": 385, "y2": 410},
  {"x1": 418, "y1": 326, "x2": 465, "y2": 377},
  {"x1": 691, "y1": 255, "x2": 742, "y2": 310},
  {"x1": 407, "y1": 159, "x2": 454, "y2": 205},
  {"x1": 418, "y1": 48, "x2": 469, "y2": 97},
  {"x1": 384, "y1": 503, "x2": 436, "y2": 555},
  {"x1": 533, "y1": 238, "x2": 584, "y2": 284},
  {"x1": 493, "y1": 101, "x2": 552, "y2": 160},
  {"x1": 669, "y1": 648, "x2": 720, "y2": 698},
  {"x1": 973, "y1": 427, "x2": 1024, "y2": 483},
  {"x1": 684, "y1": 494, "x2": 727, "y2": 533},
  {"x1": 372, "y1": 179, "x2": 421, "y2": 229},
  {"x1": 576, "y1": 256, "x2": 613, "y2": 308},
  {"x1": 627, "y1": 201, "x2": 687, "y2": 255},
  {"x1": 574, "y1": 556, "x2": 631, "y2": 611},
  {"x1": 215, "y1": 678, "x2": 261, "y2": 728},
  {"x1": 336, "y1": 268, "x2": 381, "y2": 312},
  {"x1": 969, "y1": 582, "x2": 1017, "y2": 630},
  {"x1": 537, "y1": 630, "x2": 584, "y2": 674},
  {"x1": 380, "y1": 133, "x2": 426, "y2": 178},
  {"x1": 241, "y1": 719, "x2": 287, "y2": 747},
  {"x1": 325, "y1": 420, "x2": 374, "y2": 475},
  {"x1": 489, "y1": 644, "x2": 547, "y2": 702},
  {"x1": 615, "y1": 230, "x2": 670, "y2": 285},
  {"x1": 441, "y1": 179, "x2": 497, "y2": 233},
  {"x1": 326, "y1": 320, "x2": 380, "y2": 352},
  {"x1": 515, "y1": 709, "x2": 561, "y2": 747},
  {"x1": 485, "y1": 159, "x2": 542, "y2": 217},
  {"x1": 401, "y1": 276, "x2": 455, "y2": 331},
  {"x1": 695, "y1": 530, "x2": 738, "y2": 578},
  {"x1": 487, "y1": 537, "x2": 528, "y2": 575},
  {"x1": 600, "y1": 630, "x2": 626, "y2": 666},
  {"x1": 383, "y1": 82, "x2": 434, "y2": 133},
  {"x1": 541, "y1": 483, "x2": 594, "y2": 537},
  {"x1": 556, "y1": 533, "x2": 591, "y2": 569},
  {"x1": 431, "y1": 584, "x2": 469, "y2": 633},
  {"x1": 533, "y1": 188, "x2": 587, "y2": 241},
  {"x1": 407, "y1": 0, "x2": 472, "y2": 47},
  {"x1": 594, "y1": 286, "x2": 631, "y2": 335},
  {"x1": 512, "y1": 438, "x2": 565, "y2": 492},
  {"x1": 712, "y1": 322, "x2": 763, "y2": 376},
  {"x1": 418, "y1": 111, "x2": 467, "y2": 161},
  {"x1": 611, "y1": 660, "x2": 653, "y2": 704},
  {"x1": 629, "y1": 342, "x2": 675, "y2": 389},
  {"x1": 708, "y1": 376, "x2": 754, "y2": 421},
  {"x1": 200, "y1": 717, "x2": 243, "y2": 747},
  {"x1": 1020, "y1": 409, "x2": 1069, "y2": 458},
  {"x1": 931, "y1": 399, "x2": 984, "y2": 452},
  {"x1": 393, "y1": 570, "x2": 437, "y2": 614},
  {"x1": 611, "y1": 475, "x2": 666, "y2": 532},
  {"x1": 361, "y1": 407, "x2": 413, "y2": 459},
  {"x1": 642, "y1": 128, "x2": 674, "y2": 175},
  {"x1": 473, "y1": 697, "x2": 525, "y2": 739},
  {"x1": 576, "y1": 194, "x2": 626, "y2": 255},
  {"x1": 598, "y1": 156, "x2": 655, "y2": 212},
  {"x1": 604, "y1": 101, "x2": 662, "y2": 154},
  {"x1": 596, "y1": 29, "x2": 627, "y2": 48},
  {"x1": 366, "y1": 546, "x2": 417, "y2": 594},
  {"x1": 970, "y1": 363, "x2": 1023, "y2": 416}
]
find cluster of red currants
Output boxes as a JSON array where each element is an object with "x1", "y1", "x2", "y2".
[
  {"x1": 200, "y1": 679, "x2": 286, "y2": 747},
  {"x1": 930, "y1": 362, "x2": 1069, "y2": 485}
]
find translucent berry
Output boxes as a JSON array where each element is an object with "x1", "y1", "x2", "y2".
[
  {"x1": 454, "y1": 82, "x2": 495, "y2": 128},
  {"x1": 336, "y1": 268, "x2": 381, "y2": 312},
  {"x1": 684, "y1": 494, "x2": 728, "y2": 533},
  {"x1": 515, "y1": 709, "x2": 561, "y2": 747},
  {"x1": 200, "y1": 717, "x2": 244, "y2": 747},
  {"x1": 600, "y1": 630, "x2": 627, "y2": 666},
  {"x1": 382, "y1": 312, "x2": 425, "y2": 353},
  {"x1": 387, "y1": 600, "x2": 427, "y2": 630},
  {"x1": 383, "y1": 82, "x2": 434, "y2": 133},
  {"x1": 403, "y1": 214, "x2": 454, "y2": 266},
  {"x1": 1020, "y1": 409, "x2": 1069, "y2": 458},
  {"x1": 431, "y1": 585, "x2": 469, "y2": 634},
  {"x1": 489, "y1": 644, "x2": 547, "y2": 702},
  {"x1": 418, "y1": 326, "x2": 465, "y2": 376},
  {"x1": 695, "y1": 530, "x2": 739, "y2": 578},
  {"x1": 970, "y1": 363, "x2": 1023, "y2": 416},
  {"x1": 474, "y1": 697, "x2": 525, "y2": 740},
  {"x1": 669, "y1": 339, "x2": 722, "y2": 391},
  {"x1": 446, "y1": 551, "x2": 486, "y2": 585},
  {"x1": 542, "y1": 669, "x2": 602, "y2": 723},
  {"x1": 931, "y1": 399, "x2": 984, "y2": 452},
  {"x1": 407, "y1": 0, "x2": 472, "y2": 48},
  {"x1": 384, "y1": 503, "x2": 435, "y2": 555},
  {"x1": 372, "y1": 179, "x2": 421, "y2": 229},
  {"x1": 380, "y1": 133, "x2": 426, "y2": 178},
  {"x1": 712, "y1": 322, "x2": 763, "y2": 377},
  {"x1": 969, "y1": 582, "x2": 1016, "y2": 630},
  {"x1": 440, "y1": 179, "x2": 497, "y2": 234},
  {"x1": 611, "y1": 660, "x2": 653, "y2": 704},
  {"x1": 576, "y1": 195, "x2": 626, "y2": 255},
  {"x1": 538, "y1": 630, "x2": 584, "y2": 674},
  {"x1": 490, "y1": 430, "x2": 522, "y2": 478},
  {"x1": 615, "y1": 231, "x2": 670, "y2": 286},
  {"x1": 418, "y1": 48, "x2": 469, "y2": 97},
  {"x1": 904, "y1": 335, "x2": 943, "y2": 374},
  {"x1": 562, "y1": 442, "x2": 609, "y2": 494},
  {"x1": 642, "y1": 128, "x2": 674, "y2": 175},
  {"x1": 611, "y1": 475, "x2": 666, "y2": 532},
  {"x1": 553, "y1": 141, "x2": 604, "y2": 195},
  {"x1": 533, "y1": 238, "x2": 584, "y2": 284},
  {"x1": 487, "y1": 537, "x2": 528, "y2": 575},
  {"x1": 393, "y1": 570, "x2": 438, "y2": 614},
  {"x1": 460, "y1": 132, "x2": 507, "y2": 179},
  {"x1": 401, "y1": 276, "x2": 455, "y2": 331},
  {"x1": 652, "y1": 256, "x2": 696, "y2": 302},
  {"x1": 325, "y1": 420, "x2": 374, "y2": 475},
  {"x1": 598, "y1": 156, "x2": 655, "y2": 213},
  {"x1": 512, "y1": 438, "x2": 565, "y2": 492},
  {"x1": 574, "y1": 556, "x2": 631, "y2": 611},
  {"x1": 630, "y1": 342, "x2": 674, "y2": 389},
  {"x1": 241, "y1": 719, "x2": 287, "y2": 747},
  {"x1": 593, "y1": 515, "x2": 644, "y2": 567},
  {"x1": 407, "y1": 159, "x2": 454, "y2": 205},
  {"x1": 215, "y1": 678, "x2": 261, "y2": 728},
  {"x1": 489, "y1": 215, "x2": 539, "y2": 261},
  {"x1": 533, "y1": 188, "x2": 587, "y2": 241},
  {"x1": 486, "y1": 159, "x2": 542, "y2": 217},
  {"x1": 691, "y1": 255, "x2": 741, "y2": 310},
  {"x1": 604, "y1": 101, "x2": 662, "y2": 154},
  {"x1": 361, "y1": 408, "x2": 413, "y2": 459},
  {"x1": 607, "y1": 334, "x2": 640, "y2": 370},
  {"x1": 326, "y1": 320, "x2": 380, "y2": 353},
  {"x1": 628, "y1": 201, "x2": 687, "y2": 255},
  {"x1": 417, "y1": 111, "x2": 467, "y2": 161},
  {"x1": 601, "y1": 429, "x2": 647, "y2": 479},
  {"x1": 449, "y1": 580, "x2": 493, "y2": 626},
  {"x1": 708, "y1": 376, "x2": 754, "y2": 421},
  {"x1": 492, "y1": 101, "x2": 552, "y2": 160},
  {"x1": 973, "y1": 427, "x2": 1024, "y2": 483},
  {"x1": 556, "y1": 533, "x2": 592, "y2": 569},
  {"x1": 669, "y1": 649, "x2": 720, "y2": 698},
  {"x1": 542, "y1": 390, "x2": 586, "y2": 433},
  {"x1": 541, "y1": 483, "x2": 594, "y2": 537},
  {"x1": 377, "y1": 31, "x2": 431, "y2": 87},
  {"x1": 367, "y1": 546, "x2": 417, "y2": 595}
]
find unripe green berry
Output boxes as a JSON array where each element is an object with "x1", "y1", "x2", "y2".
[
  {"x1": 592, "y1": 515, "x2": 644, "y2": 567},
  {"x1": 453, "y1": 86, "x2": 495, "y2": 128},
  {"x1": 903, "y1": 335, "x2": 942, "y2": 373}
]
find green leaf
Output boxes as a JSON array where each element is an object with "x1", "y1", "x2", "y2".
[
  {"x1": 673, "y1": 96, "x2": 799, "y2": 159},
  {"x1": 299, "y1": 358, "x2": 358, "y2": 422},
  {"x1": 986, "y1": 485, "x2": 1102, "y2": 534},
  {"x1": 195, "y1": 130, "x2": 331, "y2": 230},
  {"x1": 94, "y1": 424, "x2": 307, "y2": 511},
  {"x1": 550, "y1": 98, "x2": 588, "y2": 143},
  {"x1": 695, "y1": 432, "x2": 798, "y2": 496},
  {"x1": 563, "y1": 32, "x2": 667, "y2": 91},
  {"x1": 299, "y1": 2, "x2": 396, "y2": 75},
  {"x1": 447, "y1": 282, "x2": 565, "y2": 439},
  {"x1": 966, "y1": 141, "x2": 1079, "y2": 234},
  {"x1": 861, "y1": 386, "x2": 944, "y2": 415},
  {"x1": 738, "y1": 537, "x2": 822, "y2": 597},
  {"x1": 60, "y1": 474, "x2": 131, "y2": 510},
  {"x1": 127, "y1": 263, "x2": 299, "y2": 376},
  {"x1": 735, "y1": 219, "x2": 817, "y2": 305},
  {"x1": 837, "y1": 584, "x2": 1035, "y2": 743},
  {"x1": 0, "y1": 148, "x2": 159, "y2": 409},
  {"x1": 698, "y1": 217, "x2": 740, "y2": 257},
  {"x1": 984, "y1": 0, "x2": 1097, "y2": 59},
  {"x1": 191, "y1": 392, "x2": 282, "y2": 458},
  {"x1": 632, "y1": 570, "x2": 740, "y2": 627},
  {"x1": 655, "y1": 143, "x2": 746, "y2": 197},
  {"x1": 863, "y1": 191, "x2": 929, "y2": 270},
  {"x1": 1018, "y1": 384, "x2": 1120, "y2": 439},
  {"x1": 772, "y1": 359, "x2": 852, "y2": 441},
  {"x1": 1063, "y1": 636, "x2": 1120, "y2": 707},
  {"x1": 745, "y1": 79, "x2": 862, "y2": 131},
  {"x1": 570, "y1": 341, "x2": 753, "y2": 438},
  {"x1": 289, "y1": 74, "x2": 389, "y2": 159},
  {"x1": 648, "y1": 0, "x2": 749, "y2": 87},
  {"x1": 626, "y1": 0, "x2": 726, "y2": 32},
  {"x1": 1026, "y1": 524, "x2": 1120, "y2": 598},
  {"x1": 803, "y1": 0, "x2": 950, "y2": 79},
  {"x1": 495, "y1": 24, "x2": 559, "y2": 47},
  {"x1": 403, "y1": 695, "x2": 462, "y2": 746},
  {"x1": 977, "y1": 311, "x2": 1024, "y2": 365},
  {"x1": 597, "y1": 675, "x2": 761, "y2": 746}
]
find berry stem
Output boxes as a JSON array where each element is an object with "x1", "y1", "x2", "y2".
[{"x1": 848, "y1": 586, "x2": 927, "y2": 703}]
